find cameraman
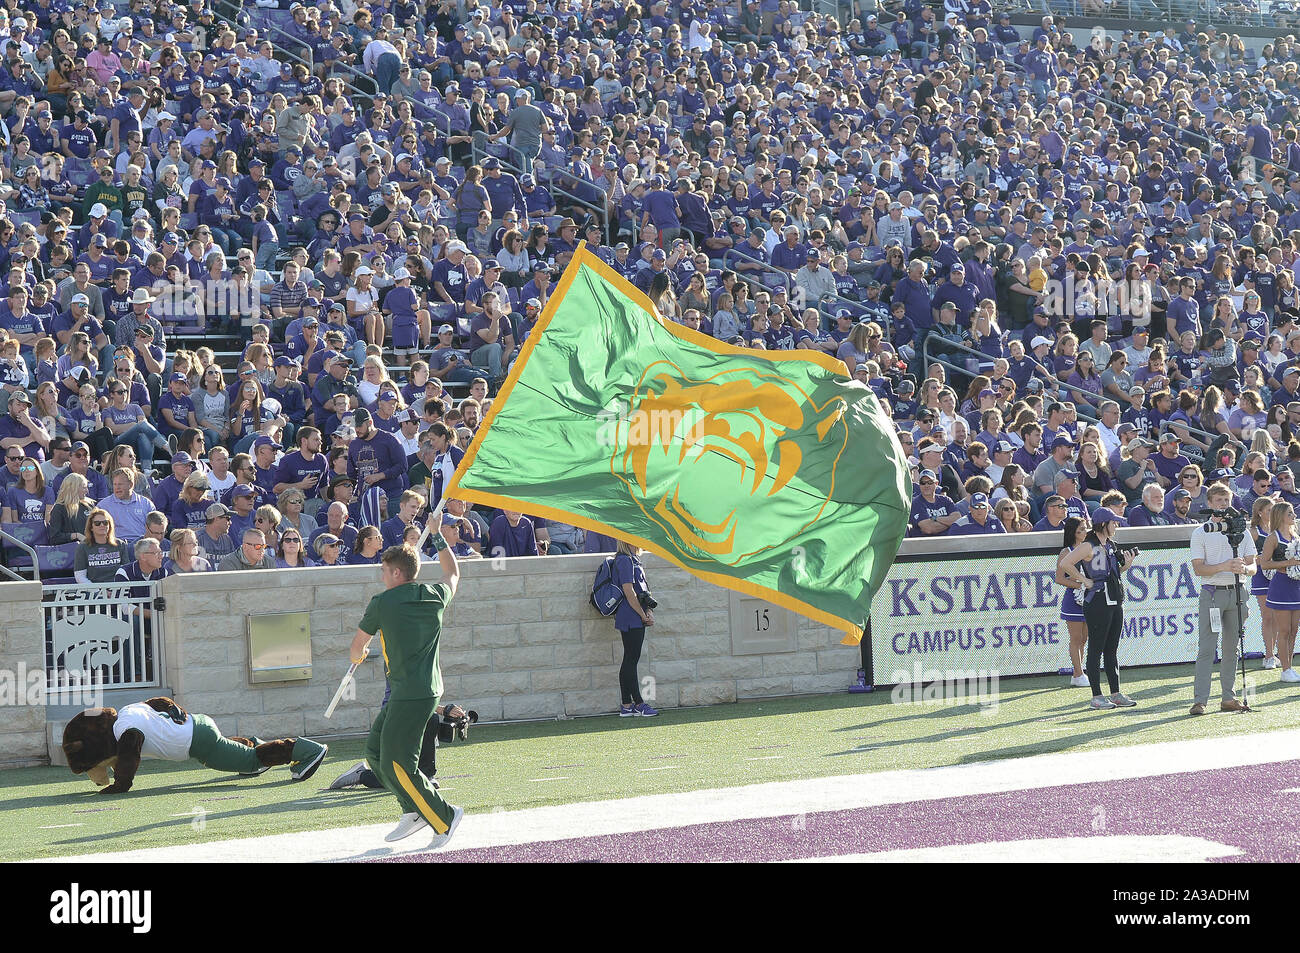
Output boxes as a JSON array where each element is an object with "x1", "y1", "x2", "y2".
[{"x1": 1189, "y1": 484, "x2": 1256, "y2": 715}]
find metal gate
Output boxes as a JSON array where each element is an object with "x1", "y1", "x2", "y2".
[{"x1": 43, "y1": 582, "x2": 165, "y2": 696}]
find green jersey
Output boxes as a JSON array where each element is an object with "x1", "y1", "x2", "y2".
[
  {"x1": 358, "y1": 581, "x2": 451, "y2": 700},
  {"x1": 83, "y1": 182, "x2": 123, "y2": 217},
  {"x1": 408, "y1": 461, "x2": 433, "y2": 498}
]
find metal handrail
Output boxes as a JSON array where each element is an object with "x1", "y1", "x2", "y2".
[
  {"x1": 817, "y1": 291, "x2": 893, "y2": 347},
  {"x1": 0, "y1": 526, "x2": 38, "y2": 582},
  {"x1": 921, "y1": 332, "x2": 1107, "y2": 422},
  {"x1": 721, "y1": 248, "x2": 796, "y2": 297},
  {"x1": 919, "y1": 331, "x2": 1226, "y2": 445},
  {"x1": 242, "y1": 9, "x2": 371, "y2": 105},
  {"x1": 1093, "y1": 94, "x2": 1215, "y2": 159},
  {"x1": 469, "y1": 141, "x2": 611, "y2": 244},
  {"x1": 713, "y1": 266, "x2": 786, "y2": 311}
]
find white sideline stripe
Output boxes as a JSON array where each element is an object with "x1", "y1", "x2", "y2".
[
  {"x1": 39, "y1": 728, "x2": 1300, "y2": 864},
  {"x1": 784, "y1": 836, "x2": 1243, "y2": 864}
]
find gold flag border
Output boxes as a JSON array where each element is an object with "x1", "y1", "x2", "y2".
[{"x1": 445, "y1": 242, "x2": 894, "y2": 644}]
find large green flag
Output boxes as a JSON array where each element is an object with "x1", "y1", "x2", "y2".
[{"x1": 446, "y1": 246, "x2": 911, "y2": 643}]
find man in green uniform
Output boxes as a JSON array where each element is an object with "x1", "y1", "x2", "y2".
[{"x1": 350, "y1": 526, "x2": 464, "y2": 845}]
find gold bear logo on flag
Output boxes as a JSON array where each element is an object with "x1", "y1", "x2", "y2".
[{"x1": 608, "y1": 361, "x2": 847, "y2": 566}]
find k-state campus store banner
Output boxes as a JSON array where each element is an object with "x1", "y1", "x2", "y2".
[{"x1": 871, "y1": 539, "x2": 1266, "y2": 685}]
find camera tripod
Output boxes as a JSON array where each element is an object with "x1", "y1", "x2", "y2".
[{"x1": 1227, "y1": 533, "x2": 1253, "y2": 713}]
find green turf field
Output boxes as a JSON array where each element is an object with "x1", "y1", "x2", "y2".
[{"x1": 5, "y1": 662, "x2": 1299, "y2": 861}]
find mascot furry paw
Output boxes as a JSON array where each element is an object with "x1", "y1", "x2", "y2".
[{"x1": 62, "y1": 697, "x2": 329, "y2": 794}]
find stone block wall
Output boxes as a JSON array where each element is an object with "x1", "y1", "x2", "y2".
[
  {"x1": 0, "y1": 582, "x2": 52, "y2": 766},
  {"x1": 156, "y1": 555, "x2": 856, "y2": 737}
]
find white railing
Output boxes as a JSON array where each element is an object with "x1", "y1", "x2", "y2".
[{"x1": 43, "y1": 582, "x2": 165, "y2": 696}]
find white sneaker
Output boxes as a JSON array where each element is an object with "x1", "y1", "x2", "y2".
[
  {"x1": 1270, "y1": 656, "x2": 1283, "y2": 669},
  {"x1": 427, "y1": 804, "x2": 464, "y2": 849},
  {"x1": 1281, "y1": 668, "x2": 1300, "y2": 683},
  {"x1": 328, "y1": 761, "x2": 368, "y2": 790},
  {"x1": 385, "y1": 812, "x2": 430, "y2": 842},
  {"x1": 1089, "y1": 695, "x2": 1116, "y2": 709},
  {"x1": 1069, "y1": 675, "x2": 1090, "y2": 687}
]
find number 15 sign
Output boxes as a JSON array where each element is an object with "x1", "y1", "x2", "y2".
[{"x1": 728, "y1": 591, "x2": 796, "y2": 655}]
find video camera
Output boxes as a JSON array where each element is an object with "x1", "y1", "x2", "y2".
[
  {"x1": 1197, "y1": 507, "x2": 1248, "y2": 548},
  {"x1": 437, "y1": 705, "x2": 478, "y2": 744}
]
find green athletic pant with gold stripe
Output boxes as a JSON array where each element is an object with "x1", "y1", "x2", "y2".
[
  {"x1": 365, "y1": 697, "x2": 456, "y2": 833},
  {"x1": 188, "y1": 713, "x2": 261, "y2": 773}
]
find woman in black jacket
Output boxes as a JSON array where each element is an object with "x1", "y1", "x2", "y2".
[{"x1": 48, "y1": 472, "x2": 93, "y2": 545}]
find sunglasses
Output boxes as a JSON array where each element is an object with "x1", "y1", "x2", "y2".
[
  {"x1": 283, "y1": 536, "x2": 301, "y2": 543},
  {"x1": 92, "y1": 519, "x2": 108, "y2": 526},
  {"x1": 245, "y1": 542, "x2": 266, "y2": 550}
]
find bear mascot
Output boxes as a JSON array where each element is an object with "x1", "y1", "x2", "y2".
[{"x1": 62, "y1": 696, "x2": 328, "y2": 793}]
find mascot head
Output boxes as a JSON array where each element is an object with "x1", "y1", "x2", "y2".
[{"x1": 62, "y1": 707, "x2": 119, "y2": 786}]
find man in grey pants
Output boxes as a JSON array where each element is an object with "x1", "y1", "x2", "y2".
[{"x1": 1188, "y1": 484, "x2": 1257, "y2": 715}]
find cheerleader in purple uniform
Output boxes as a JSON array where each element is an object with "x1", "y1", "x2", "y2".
[
  {"x1": 1262, "y1": 502, "x2": 1300, "y2": 682},
  {"x1": 1055, "y1": 516, "x2": 1092, "y2": 687},
  {"x1": 1249, "y1": 497, "x2": 1276, "y2": 668}
]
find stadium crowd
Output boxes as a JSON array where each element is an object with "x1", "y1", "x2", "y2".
[{"x1": 0, "y1": 0, "x2": 1295, "y2": 583}]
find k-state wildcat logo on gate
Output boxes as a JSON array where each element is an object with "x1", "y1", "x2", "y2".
[{"x1": 607, "y1": 361, "x2": 849, "y2": 566}]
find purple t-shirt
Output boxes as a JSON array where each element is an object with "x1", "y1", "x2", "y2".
[
  {"x1": 103, "y1": 402, "x2": 144, "y2": 429},
  {"x1": 909, "y1": 491, "x2": 956, "y2": 536},
  {"x1": 1150, "y1": 450, "x2": 1190, "y2": 483},
  {"x1": 156, "y1": 392, "x2": 195, "y2": 432},
  {"x1": 0, "y1": 413, "x2": 46, "y2": 462},
  {"x1": 611, "y1": 550, "x2": 649, "y2": 631},
  {"x1": 949, "y1": 515, "x2": 1005, "y2": 535},
  {"x1": 6, "y1": 485, "x2": 51, "y2": 523},
  {"x1": 65, "y1": 404, "x2": 101, "y2": 439},
  {"x1": 170, "y1": 496, "x2": 211, "y2": 532},
  {"x1": 274, "y1": 450, "x2": 329, "y2": 500},
  {"x1": 488, "y1": 512, "x2": 537, "y2": 557}
]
